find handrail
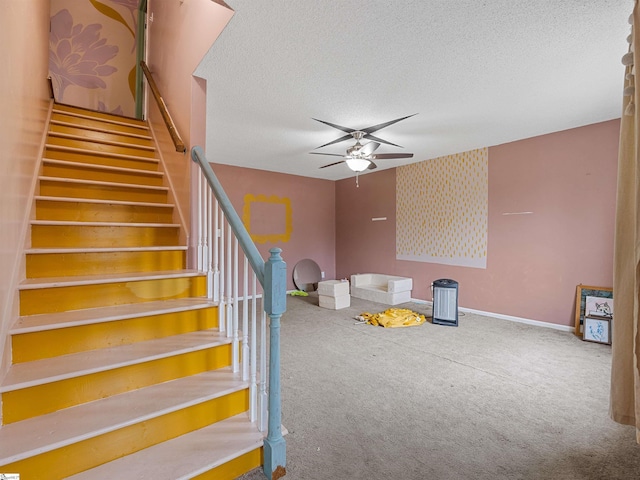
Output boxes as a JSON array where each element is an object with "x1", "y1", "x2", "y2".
[
  {"x1": 191, "y1": 145, "x2": 287, "y2": 479},
  {"x1": 140, "y1": 60, "x2": 186, "y2": 152},
  {"x1": 191, "y1": 146, "x2": 265, "y2": 284}
]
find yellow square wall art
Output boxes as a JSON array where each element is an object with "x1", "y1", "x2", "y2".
[{"x1": 242, "y1": 194, "x2": 292, "y2": 244}]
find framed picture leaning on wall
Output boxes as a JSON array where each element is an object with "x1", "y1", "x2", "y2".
[
  {"x1": 574, "y1": 284, "x2": 613, "y2": 337},
  {"x1": 585, "y1": 295, "x2": 613, "y2": 319},
  {"x1": 583, "y1": 316, "x2": 612, "y2": 344}
]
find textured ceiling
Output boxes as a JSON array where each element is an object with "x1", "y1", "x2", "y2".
[{"x1": 195, "y1": 1, "x2": 632, "y2": 181}]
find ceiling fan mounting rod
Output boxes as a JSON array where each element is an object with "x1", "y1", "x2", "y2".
[{"x1": 346, "y1": 131, "x2": 369, "y2": 158}]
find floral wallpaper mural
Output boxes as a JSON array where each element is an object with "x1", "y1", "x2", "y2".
[{"x1": 49, "y1": 0, "x2": 139, "y2": 117}]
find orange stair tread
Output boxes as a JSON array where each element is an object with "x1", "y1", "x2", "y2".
[
  {"x1": 0, "y1": 329, "x2": 229, "y2": 393},
  {"x1": 42, "y1": 159, "x2": 164, "y2": 177},
  {"x1": 31, "y1": 220, "x2": 179, "y2": 227},
  {"x1": 52, "y1": 107, "x2": 148, "y2": 129},
  {"x1": 39, "y1": 176, "x2": 168, "y2": 191},
  {"x1": 48, "y1": 132, "x2": 156, "y2": 152},
  {"x1": 18, "y1": 269, "x2": 203, "y2": 290},
  {"x1": 12, "y1": 298, "x2": 217, "y2": 334},
  {"x1": 50, "y1": 119, "x2": 153, "y2": 141},
  {"x1": 35, "y1": 195, "x2": 173, "y2": 208},
  {"x1": 66, "y1": 413, "x2": 264, "y2": 480},
  {"x1": 0, "y1": 368, "x2": 246, "y2": 465},
  {"x1": 45, "y1": 144, "x2": 158, "y2": 163},
  {"x1": 26, "y1": 246, "x2": 186, "y2": 254}
]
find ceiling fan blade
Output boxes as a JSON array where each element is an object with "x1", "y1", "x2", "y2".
[
  {"x1": 309, "y1": 152, "x2": 344, "y2": 157},
  {"x1": 371, "y1": 153, "x2": 414, "y2": 160},
  {"x1": 367, "y1": 161, "x2": 378, "y2": 170},
  {"x1": 314, "y1": 133, "x2": 353, "y2": 150},
  {"x1": 319, "y1": 160, "x2": 346, "y2": 169},
  {"x1": 360, "y1": 141, "x2": 380, "y2": 156},
  {"x1": 362, "y1": 133, "x2": 403, "y2": 148},
  {"x1": 361, "y1": 114, "x2": 417, "y2": 134},
  {"x1": 312, "y1": 118, "x2": 355, "y2": 134}
]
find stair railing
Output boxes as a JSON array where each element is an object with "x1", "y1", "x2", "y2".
[
  {"x1": 140, "y1": 59, "x2": 286, "y2": 476},
  {"x1": 192, "y1": 146, "x2": 287, "y2": 479},
  {"x1": 140, "y1": 61, "x2": 186, "y2": 153}
]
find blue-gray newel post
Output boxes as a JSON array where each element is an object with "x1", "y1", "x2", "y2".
[{"x1": 263, "y1": 248, "x2": 287, "y2": 479}]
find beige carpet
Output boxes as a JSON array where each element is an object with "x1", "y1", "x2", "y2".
[{"x1": 239, "y1": 294, "x2": 640, "y2": 480}]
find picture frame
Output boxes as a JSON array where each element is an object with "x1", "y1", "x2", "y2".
[
  {"x1": 574, "y1": 284, "x2": 612, "y2": 337},
  {"x1": 583, "y1": 316, "x2": 612, "y2": 344},
  {"x1": 585, "y1": 295, "x2": 613, "y2": 319}
]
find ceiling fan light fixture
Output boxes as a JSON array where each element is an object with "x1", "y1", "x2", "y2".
[{"x1": 345, "y1": 157, "x2": 371, "y2": 172}]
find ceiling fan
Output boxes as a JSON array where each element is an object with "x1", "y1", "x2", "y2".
[{"x1": 310, "y1": 114, "x2": 417, "y2": 172}]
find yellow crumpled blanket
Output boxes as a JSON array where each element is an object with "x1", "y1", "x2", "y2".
[{"x1": 359, "y1": 308, "x2": 426, "y2": 328}]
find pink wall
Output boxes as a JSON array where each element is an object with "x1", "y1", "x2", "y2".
[
  {"x1": 336, "y1": 120, "x2": 620, "y2": 327},
  {"x1": 0, "y1": 0, "x2": 51, "y2": 373},
  {"x1": 336, "y1": 169, "x2": 399, "y2": 276},
  {"x1": 147, "y1": 0, "x2": 233, "y2": 147},
  {"x1": 212, "y1": 164, "x2": 336, "y2": 290},
  {"x1": 146, "y1": 0, "x2": 233, "y2": 250}
]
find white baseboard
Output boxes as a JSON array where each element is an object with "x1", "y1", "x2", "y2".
[{"x1": 410, "y1": 298, "x2": 574, "y2": 333}]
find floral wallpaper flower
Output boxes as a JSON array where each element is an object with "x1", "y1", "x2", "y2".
[
  {"x1": 50, "y1": 0, "x2": 139, "y2": 117},
  {"x1": 49, "y1": 9, "x2": 119, "y2": 99},
  {"x1": 106, "y1": 0, "x2": 140, "y2": 37}
]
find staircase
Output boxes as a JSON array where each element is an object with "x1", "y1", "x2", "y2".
[{"x1": 0, "y1": 104, "x2": 264, "y2": 479}]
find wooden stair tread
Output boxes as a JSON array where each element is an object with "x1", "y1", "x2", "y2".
[
  {"x1": 66, "y1": 413, "x2": 263, "y2": 480},
  {"x1": 48, "y1": 131, "x2": 156, "y2": 152},
  {"x1": 35, "y1": 195, "x2": 174, "y2": 208},
  {"x1": 11, "y1": 298, "x2": 216, "y2": 334},
  {"x1": 0, "y1": 369, "x2": 247, "y2": 465},
  {"x1": 50, "y1": 119, "x2": 153, "y2": 141},
  {"x1": 39, "y1": 176, "x2": 168, "y2": 191},
  {"x1": 52, "y1": 106, "x2": 148, "y2": 130},
  {"x1": 19, "y1": 269, "x2": 203, "y2": 290},
  {"x1": 43, "y1": 158, "x2": 163, "y2": 177},
  {"x1": 1, "y1": 329, "x2": 230, "y2": 392},
  {"x1": 31, "y1": 220, "x2": 179, "y2": 227},
  {"x1": 26, "y1": 246, "x2": 187, "y2": 254},
  {"x1": 45, "y1": 144, "x2": 158, "y2": 163}
]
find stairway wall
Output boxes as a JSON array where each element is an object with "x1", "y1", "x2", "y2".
[
  {"x1": 145, "y1": 0, "x2": 234, "y2": 266},
  {"x1": 0, "y1": 0, "x2": 52, "y2": 377}
]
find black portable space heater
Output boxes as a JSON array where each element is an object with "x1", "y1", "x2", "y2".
[{"x1": 432, "y1": 279, "x2": 459, "y2": 326}]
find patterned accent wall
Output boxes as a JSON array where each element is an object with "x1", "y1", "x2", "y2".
[
  {"x1": 396, "y1": 148, "x2": 488, "y2": 268},
  {"x1": 49, "y1": 0, "x2": 139, "y2": 117}
]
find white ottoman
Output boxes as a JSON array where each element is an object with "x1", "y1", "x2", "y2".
[{"x1": 318, "y1": 280, "x2": 350, "y2": 310}]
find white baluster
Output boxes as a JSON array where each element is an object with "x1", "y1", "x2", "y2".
[
  {"x1": 226, "y1": 221, "x2": 233, "y2": 337},
  {"x1": 259, "y1": 308, "x2": 268, "y2": 432},
  {"x1": 202, "y1": 178, "x2": 209, "y2": 293},
  {"x1": 250, "y1": 272, "x2": 257, "y2": 422},
  {"x1": 242, "y1": 256, "x2": 249, "y2": 382},
  {"x1": 232, "y1": 237, "x2": 239, "y2": 373},
  {"x1": 207, "y1": 192, "x2": 214, "y2": 299},
  {"x1": 224, "y1": 224, "x2": 233, "y2": 338},
  {"x1": 213, "y1": 202, "x2": 220, "y2": 302},
  {"x1": 218, "y1": 219, "x2": 226, "y2": 334},
  {"x1": 197, "y1": 170, "x2": 204, "y2": 271}
]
